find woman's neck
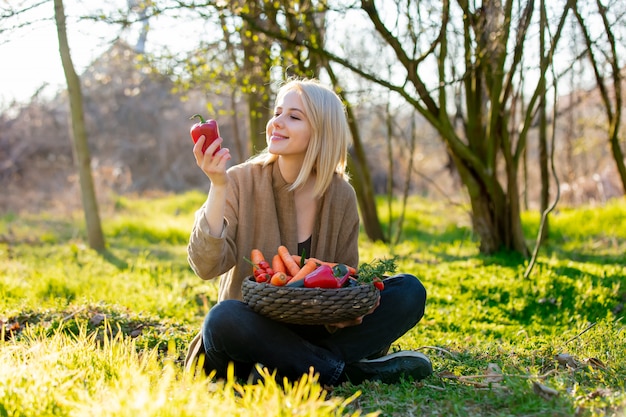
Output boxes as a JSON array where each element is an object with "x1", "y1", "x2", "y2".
[{"x1": 277, "y1": 156, "x2": 304, "y2": 183}]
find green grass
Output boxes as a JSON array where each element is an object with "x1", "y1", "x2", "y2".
[{"x1": 1, "y1": 192, "x2": 625, "y2": 416}]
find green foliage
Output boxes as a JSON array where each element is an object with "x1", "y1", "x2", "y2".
[
  {"x1": 0, "y1": 191, "x2": 213, "y2": 322},
  {"x1": 1, "y1": 325, "x2": 370, "y2": 417},
  {"x1": 1, "y1": 193, "x2": 625, "y2": 416}
]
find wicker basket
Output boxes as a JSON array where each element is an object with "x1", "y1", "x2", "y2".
[{"x1": 241, "y1": 276, "x2": 379, "y2": 325}]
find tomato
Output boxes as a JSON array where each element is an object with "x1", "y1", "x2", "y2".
[
  {"x1": 373, "y1": 277, "x2": 385, "y2": 291},
  {"x1": 256, "y1": 273, "x2": 270, "y2": 283},
  {"x1": 189, "y1": 114, "x2": 220, "y2": 155}
]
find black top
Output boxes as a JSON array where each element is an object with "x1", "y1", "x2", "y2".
[{"x1": 298, "y1": 235, "x2": 312, "y2": 259}]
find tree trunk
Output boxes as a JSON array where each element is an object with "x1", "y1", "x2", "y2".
[
  {"x1": 325, "y1": 66, "x2": 386, "y2": 242},
  {"x1": 54, "y1": 0, "x2": 105, "y2": 251},
  {"x1": 384, "y1": 100, "x2": 394, "y2": 241},
  {"x1": 345, "y1": 98, "x2": 386, "y2": 242},
  {"x1": 347, "y1": 149, "x2": 386, "y2": 243},
  {"x1": 239, "y1": 6, "x2": 272, "y2": 154},
  {"x1": 456, "y1": 156, "x2": 529, "y2": 256},
  {"x1": 246, "y1": 91, "x2": 270, "y2": 154},
  {"x1": 538, "y1": 0, "x2": 550, "y2": 242},
  {"x1": 228, "y1": 89, "x2": 245, "y2": 161},
  {"x1": 609, "y1": 127, "x2": 626, "y2": 194},
  {"x1": 241, "y1": 60, "x2": 271, "y2": 154}
]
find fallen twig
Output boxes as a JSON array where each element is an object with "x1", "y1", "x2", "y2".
[
  {"x1": 62, "y1": 307, "x2": 86, "y2": 322},
  {"x1": 564, "y1": 322, "x2": 597, "y2": 345},
  {"x1": 416, "y1": 345, "x2": 459, "y2": 360}
]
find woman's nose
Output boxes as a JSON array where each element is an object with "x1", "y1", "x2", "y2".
[{"x1": 272, "y1": 114, "x2": 283, "y2": 127}]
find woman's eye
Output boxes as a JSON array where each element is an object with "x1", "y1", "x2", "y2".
[{"x1": 290, "y1": 115, "x2": 300, "y2": 120}]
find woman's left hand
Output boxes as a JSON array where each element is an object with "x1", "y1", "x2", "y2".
[{"x1": 325, "y1": 295, "x2": 380, "y2": 331}]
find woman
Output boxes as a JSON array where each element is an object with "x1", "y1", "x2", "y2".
[{"x1": 184, "y1": 78, "x2": 431, "y2": 386}]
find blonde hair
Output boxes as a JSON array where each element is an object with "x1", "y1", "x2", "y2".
[{"x1": 250, "y1": 78, "x2": 351, "y2": 197}]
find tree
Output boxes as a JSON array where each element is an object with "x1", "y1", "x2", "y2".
[
  {"x1": 538, "y1": 0, "x2": 550, "y2": 243},
  {"x1": 573, "y1": 0, "x2": 626, "y2": 195},
  {"x1": 359, "y1": 0, "x2": 576, "y2": 256},
  {"x1": 306, "y1": 9, "x2": 387, "y2": 241},
  {"x1": 54, "y1": 0, "x2": 105, "y2": 251},
  {"x1": 267, "y1": 0, "x2": 387, "y2": 241},
  {"x1": 327, "y1": 67, "x2": 387, "y2": 242},
  {"x1": 236, "y1": 0, "x2": 578, "y2": 255},
  {"x1": 100, "y1": 0, "x2": 387, "y2": 241}
]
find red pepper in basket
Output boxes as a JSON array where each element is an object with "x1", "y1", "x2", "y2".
[
  {"x1": 304, "y1": 264, "x2": 339, "y2": 289},
  {"x1": 332, "y1": 264, "x2": 351, "y2": 287}
]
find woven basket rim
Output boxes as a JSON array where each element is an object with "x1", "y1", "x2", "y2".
[
  {"x1": 241, "y1": 276, "x2": 379, "y2": 325},
  {"x1": 242, "y1": 275, "x2": 377, "y2": 294}
]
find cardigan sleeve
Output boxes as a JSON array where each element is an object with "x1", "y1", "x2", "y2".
[
  {"x1": 187, "y1": 173, "x2": 241, "y2": 281},
  {"x1": 186, "y1": 162, "x2": 281, "y2": 301},
  {"x1": 187, "y1": 203, "x2": 240, "y2": 281}
]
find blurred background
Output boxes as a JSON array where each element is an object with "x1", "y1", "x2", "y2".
[{"x1": 1, "y1": 0, "x2": 624, "y2": 253}]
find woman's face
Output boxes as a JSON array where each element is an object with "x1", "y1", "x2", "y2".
[{"x1": 266, "y1": 90, "x2": 312, "y2": 159}]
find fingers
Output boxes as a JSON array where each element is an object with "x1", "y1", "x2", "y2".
[
  {"x1": 205, "y1": 136, "x2": 224, "y2": 157},
  {"x1": 328, "y1": 296, "x2": 381, "y2": 330},
  {"x1": 193, "y1": 136, "x2": 224, "y2": 159},
  {"x1": 193, "y1": 136, "x2": 231, "y2": 184},
  {"x1": 330, "y1": 317, "x2": 364, "y2": 329},
  {"x1": 369, "y1": 295, "x2": 381, "y2": 313},
  {"x1": 193, "y1": 136, "x2": 230, "y2": 162}
]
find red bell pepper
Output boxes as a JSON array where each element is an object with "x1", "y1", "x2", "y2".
[
  {"x1": 332, "y1": 264, "x2": 352, "y2": 287},
  {"x1": 304, "y1": 264, "x2": 339, "y2": 289},
  {"x1": 189, "y1": 114, "x2": 220, "y2": 155}
]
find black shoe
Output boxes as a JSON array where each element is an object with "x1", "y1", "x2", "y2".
[
  {"x1": 344, "y1": 351, "x2": 432, "y2": 384},
  {"x1": 365, "y1": 344, "x2": 391, "y2": 360}
]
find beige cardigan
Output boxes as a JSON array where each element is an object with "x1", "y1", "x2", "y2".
[
  {"x1": 187, "y1": 160, "x2": 360, "y2": 301},
  {"x1": 185, "y1": 160, "x2": 360, "y2": 372}
]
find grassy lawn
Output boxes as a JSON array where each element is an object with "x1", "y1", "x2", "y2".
[{"x1": 1, "y1": 192, "x2": 625, "y2": 416}]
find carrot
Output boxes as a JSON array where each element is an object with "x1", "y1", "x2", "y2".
[
  {"x1": 277, "y1": 245, "x2": 301, "y2": 277},
  {"x1": 270, "y1": 271, "x2": 289, "y2": 286},
  {"x1": 251, "y1": 249, "x2": 266, "y2": 269},
  {"x1": 295, "y1": 256, "x2": 358, "y2": 276},
  {"x1": 272, "y1": 254, "x2": 287, "y2": 274},
  {"x1": 289, "y1": 259, "x2": 319, "y2": 283}
]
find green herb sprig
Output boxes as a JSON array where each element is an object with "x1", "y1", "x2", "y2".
[{"x1": 356, "y1": 256, "x2": 398, "y2": 283}]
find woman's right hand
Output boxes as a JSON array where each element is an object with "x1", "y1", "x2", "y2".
[{"x1": 193, "y1": 135, "x2": 231, "y2": 186}]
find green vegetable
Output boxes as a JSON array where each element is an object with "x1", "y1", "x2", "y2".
[
  {"x1": 356, "y1": 257, "x2": 398, "y2": 284},
  {"x1": 332, "y1": 264, "x2": 351, "y2": 287}
]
